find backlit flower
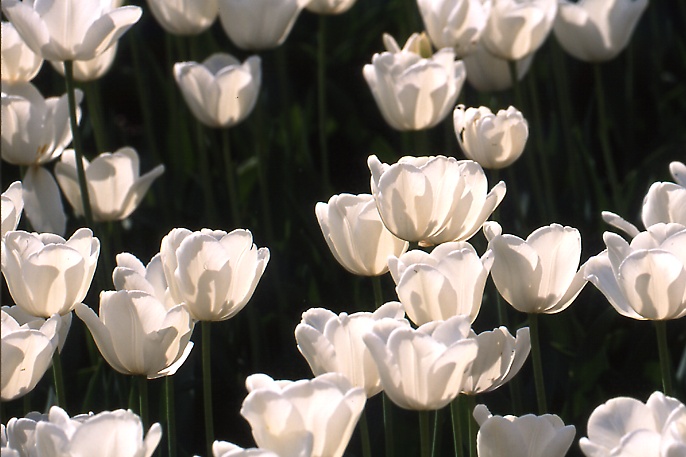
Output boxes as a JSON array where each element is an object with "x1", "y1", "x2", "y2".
[
  {"x1": 417, "y1": 0, "x2": 491, "y2": 57},
  {"x1": 642, "y1": 161, "x2": 686, "y2": 228},
  {"x1": 146, "y1": 0, "x2": 218, "y2": 35},
  {"x1": 463, "y1": 41, "x2": 534, "y2": 92},
  {"x1": 306, "y1": 0, "x2": 357, "y2": 15},
  {"x1": 49, "y1": 43, "x2": 118, "y2": 81},
  {"x1": 112, "y1": 252, "x2": 175, "y2": 309},
  {"x1": 1, "y1": 181, "x2": 23, "y2": 237},
  {"x1": 1, "y1": 21, "x2": 43, "y2": 84}
]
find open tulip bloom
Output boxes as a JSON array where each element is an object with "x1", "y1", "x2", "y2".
[
  {"x1": 417, "y1": 0, "x2": 491, "y2": 57},
  {"x1": 212, "y1": 441, "x2": 299, "y2": 457},
  {"x1": 1, "y1": 21, "x2": 43, "y2": 84},
  {"x1": 112, "y1": 252, "x2": 175, "y2": 309},
  {"x1": 146, "y1": 0, "x2": 219, "y2": 36},
  {"x1": 1, "y1": 181, "x2": 23, "y2": 238}
]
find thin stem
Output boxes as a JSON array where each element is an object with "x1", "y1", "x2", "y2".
[
  {"x1": 52, "y1": 351, "x2": 66, "y2": 409},
  {"x1": 195, "y1": 122, "x2": 217, "y2": 226},
  {"x1": 84, "y1": 81, "x2": 108, "y2": 153},
  {"x1": 593, "y1": 64, "x2": 621, "y2": 210},
  {"x1": 655, "y1": 320, "x2": 673, "y2": 396},
  {"x1": 165, "y1": 376, "x2": 177, "y2": 457},
  {"x1": 450, "y1": 397, "x2": 463, "y2": 457},
  {"x1": 383, "y1": 393, "x2": 395, "y2": 457},
  {"x1": 202, "y1": 321, "x2": 214, "y2": 457},
  {"x1": 372, "y1": 276, "x2": 384, "y2": 309},
  {"x1": 137, "y1": 376, "x2": 148, "y2": 428},
  {"x1": 358, "y1": 408, "x2": 372, "y2": 457},
  {"x1": 419, "y1": 410, "x2": 431, "y2": 457},
  {"x1": 465, "y1": 395, "x2": 476, "y2": 457},
  {"x1": 317, "y1": 14, "x2": 331, "y2": 192},
  {"x1": 528, "y1": 313, "x2": 548, "y2": 414},
  {"x1": 221, "y1": 129, "x2": 241, "y2": 227},
  {"x1": 431, "y1": 408, "x2": 442, "y2": 457}
]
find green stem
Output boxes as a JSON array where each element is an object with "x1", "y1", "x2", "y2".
[
  {"x1": 202, "y1": 321, "x2": 214, "y2": 457},
  {"x1": 220, "y1": 129, "x2": 241, "y2": 227},
  {"x1": 51, "y1": 350, "x2": 66, "y2": 409},
  {"x1": 137, "y1": 375, "x2": 148, "y2": 428},
  {"x1": 358, "y1": 408, "x2": 372, "y2": 457},
  {"x1": 317, "y1": 14, "x2": 331, "y2": 192},
  {"x1": 419, "y1": 410, "x2": 431, "y2": 457},
  {"x1": 383, "y1": 393, "x2": 395, "y2": 457},
  {"x1": 431, "y1": 408, "x2": 442, "y2": 457},
  {"x1": 593, "y1": 64, "x2": 621, "y2": 210},
  {"x1": 84, "y1": 81, "x2": 108, "y2": 153},
  {"x1": 528, "y1": 313, "x2": 548, "y2": 414},
  {"x1": 450, "y1": 397, "x2": 463, "y2": 457},
  {"x1": 655, "y1": 320, "x2": 673, "y2": 396},
  {"x1": 465, "y1": 395, "x2": 476, "y2": 457},
  {"x1": 372, "y1": 276, "x2": 384, "y2": 309},
  {"x1": 165, "y1": 376, "x2": 177, "y2": 457},
  {"x1": 195, "y1": 122, "x2": 217, "y2": 226}
]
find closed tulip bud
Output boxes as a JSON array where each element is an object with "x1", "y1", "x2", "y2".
[
  {"x1": 554, "y1": 0, "x2": 649, "y2": 63},
  {"x1": 369, "y1": 155, "x2": 506, "y2": 245},
  {"x1": 642, "y1": 161, "x2": 686, "y2": 228},
  {"x1": 454, "y1": 105, "x2": 529, "y2": 169},
  {"x1": 363, "y1": 33, "x2": 466, "y2": 131},
  {"x1": 388, "y1": 242, "x2": 493, "y2": 325},
  {"x1": 1, "y1": 228, "x2": 100, "y2": 318},
  {"x1": 146, "y1": 0, "x2": 218, "y2": 35},
  {"x1": 481, "y1": 0, "x2": 558, "y2": 60},
  {"x1": 241, "y1": 372, "x2": 365, "y2": 457},
  {"x1": 160, "y1": 228, "x2": 269, "y2": 321},
  {"x1": 474, "y1": 404, "x2": 576, "y2": 457},
  {"x1": 113, "y1": 252, "x2": 176, "y2": 309},
  {"x1": 1, "y1": 21, "x2": 43, "y2": 84},
  {"x1": 54, "y1": 147, "x2": 164, "y2": 222},
  {"x1": 463, "y1": 41, "x2": 534, "y2": 92},
  {"x1": 174, "y1": 53, "x2": 261, "y2": 128},
  {"x1": 363, "y1": 315, "x2": 479, "y2": 410},
  {"x1": 585, "y1": 223, "x2": 686, "y2": 320},
  {"x1": 1, "y1": 181, "x2": 23, "y2": 237},
  {"x1": 295, "y1": 302, "x2": 406, "y2": 397},
  {"x1": 417, "y1": 0, "x2": 492, "y2": 57},
  {"x1": 49, "y1": 43, "x2": 118, "y2": 82},
  {"x1": 306, "y1": 0, "x2": 357, "y2": 15},
  {"x1": 218, "y1": 0, "x2": 309, "y2": 50}
]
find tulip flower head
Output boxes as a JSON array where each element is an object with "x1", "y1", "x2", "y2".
[
  {"x1": 1, "y1": 181, "x2": 23, "y2": 237},
  {"x1": 642, "y1": 161, "x2": 686, "y2": 228},
  {"x1": 463, "y1": 40, "x2": 535, "y2": 92},
  {"x1": 454, "y1": 105, "x2": 529, "y2": 169},
  {"x1": 417, "y1": 0, "x2": 492, "y2": 57},
  {"x1": 113, "y1": 252, "x2": 176, "y2": 309},
  {"x1": 315, "y1": 193, "x2": 409, "y2": 276},
  {"x1": 1, "y1": 21, "x2": 43, "y2": 84},
  {"x1": 49, "y1": 43, "x2": 119, "y2": 82},
  {"x1": 363, "y1": 33, "x2": 466, "y2": 131},
  {"x1": 554, "y1": 0, "x2": 649, "y2": 62},
  {"x1": 369, "y1": 154, "x2": 506, "y2": 245},
  {"x1": 212, "y1": 441, "x2": 292, "y2": 457},
  {"x1": 306, "y1": 0, "x2": 357, "y2": 15},
  {"x1": 146, "y1": 0, "x2": 219, "y2": 35}
]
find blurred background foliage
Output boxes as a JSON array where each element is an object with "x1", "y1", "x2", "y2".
[{"x1": 2, "y1": 1, "x2": 686, "y2": 456}]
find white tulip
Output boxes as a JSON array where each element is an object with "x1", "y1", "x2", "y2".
[
  {"x1": 306, "y1": 0, "x2": 357, "y2": 14},
  {"x1": 146, "y1": 0, "x2": 218, "y2": 35},
  {"x1": 463, "y1": 41, "x2": 534, "y2": 92},
  {"x1": 49, "y1": 43, "x2": 118, "y2": 82},
  {"x1": 1, "y1": 181, "x2": 23, "y2": 237},
  {"x1": 1, "y1": 21, "x2": 43, "y2": 84},
  {"x1": 417, "y1": 0, "x2": 492, "y2": 57}
]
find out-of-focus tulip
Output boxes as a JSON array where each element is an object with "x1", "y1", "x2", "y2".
[
  {"x1": 1, "y1": 21, "x2": 43, "y2": 84},
  {"x1": 212, "y1": 441, "x2": 291, "y2": 457},
  {"x1": 417, "y1": 0, "x2": 491, "y2": 57},
  {"x1": 1, "y1": 228, "x2": 100, "y2": 318},
  {"x1": 363, "y1": 315, "x2": 479, "y2": 410},
  {"x1": 1, "y1": 310, "x2": 60, "y2": 401},
  {"x1": 553, "y1": 0, "x2": 649, "y2": 62},
  {"x1": 54, "y1": 147, "x2": 164, "y2": 222},
  {"x1": 1, "y1": 181, "x2": 23, "y2": 237},
  {"x1": 113, "y1": 252, "x2": 175, "y2": 309},
  {"x1": 1, "y1": 406, "x2": 161, "y2": 456},
  {"x1": 368, "y1": 155, "x2": 506, "y2": 245},
  {"x1": 306, "y1": 0, "x2": 356, "y2": 14},
  {"x1": 474, "y1": 404, "x2": 576, "y2": 457},
  {"x1": 454, "y1": 105, "x2": 528, "y2": 169},
  {"x1": 642, "y1": 161, "x2": 686, "y2": 228},
  {"x1": 388, "y1": 242, "x2": 492, "y2": 325},
  {"x1": 146, "y1": 0, "x2": 218, "y2": 35},
  {"x1": 49, "y1": 43, "x2": 118, "y2": 82},
  {"x1": 463, "y1": 41, "x2": 534, "y2": 92},
  {"x1": 75, "y1": 290, "x2": 194, "y2": 379},
  {"x1": 671, "y1": 161, "x2": 686, "y2": 187},
  {"x1": 3, "y1": 305, "x2": 72, "y2": 353},
  {"x1": 241, "y1": 372, "x2": 365, "y2": 457},
  {"x1": 315, "y1": 193, "x2": 409, "y2": 276},
  {"x1": 1, "y1": 0, "x2": 142, "y2": 62},
  {"x1": 484, "y1": 221, "x2": 587, "y2": 314},
  {"x1": 174, "y1": 53, "x2": 261, "y2": 128},
  {"x1": 461, "y1": 326, "x2": 530, "y2": 395},
  {"x1": 295, "y1": 302, "x2": 405, "y2": 397},
  {"x1": 217, "y1": 0, "x2": 309, "y2": 50},
  {"x1": 160, "y1": 228, "x2": 269, "y2": 321},
  {"x1": 584, "y1": 223, "x2": 686, "y2": 320},
  {"x1": 579, "y1": 391, "x2": 685, "y2": 457},
  {"x1": 363, "y1": 33, "x2": 466, "y2": 131},
  {"x1": 481, "y1": 0, "x2": 558, "y2": 60}
]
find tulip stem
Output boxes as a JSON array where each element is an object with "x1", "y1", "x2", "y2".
[
  {"x1": 165, "y1": 376, "x2": 177, "y2": 457},
  {"x1": 372, "y1": 276, "x2": 384, "y2": 309},
  {"x1": 419, "y1": 410, "x2": 431, "y2": 457},
  {"x1": 450, "y1": 397, "x2": 463, "y2": 457},
  {"x1": 137, "y1": 375, "x2": 148, "y2": 428},
  {"x1": 220, "y1": 129, "x2": 241, "y2": 227},
  {"x1": 51, "y1": 351, "x2": 66, "y2": 409},
  {"x1": 528, "y1": 313, "x2": 548, "y2": 414},
  {"x1": 202, "y1": 321, "x2": 214, "y2": 457},
  {"x1": 431, "y1": 408, "x2": 442, "y2": 457},
  {"x1": 655, "y1": 320, "x2": 674, "y2": 396},
  {"x1": 358, "y1": 408, "x2": 373, "y2": 457},
  {"x1": 84, "y1": 81, "x2": 108, "y2": 153},
  {"x1": 464, "y1": 395, "x2": 476, "y2": 457},
  {"x1": 317, "y1": 14, "x2": 332, "y2": 192},
  {"x1": 593, "y1": 64, "x2": 621, "y2": 211},
  {"x1": 383, "y1": 393, "x2": 395, "y2": 457},
  {"x1": 195, "y1": 122, "x2": 218, "y2": 226}
]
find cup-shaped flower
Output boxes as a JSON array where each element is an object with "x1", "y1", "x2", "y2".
[
  {"x1": 54, "y1": 147, "x2": 165, "y2": 222},
  {"x1": 484, "y1": 221, "x2": 587, "y2": 314},
  {"x1": 241, "y1": 372, "x2": 365, "y2": 457},
  {"x1": 463, "y1": 41, "x2": 534, "y2": 92},
  {"x1": 212, "y1": 441, "x2": 300, "y2": 457},
  {"x1": 295, "y1": 302, "x2": 405, "y2": 397},
  {"x1": 2, "y1": 229, "x2": 100, "y2": 318},
  {"x1": 3, "y1": 305, "x2": 72, "y2": 353},
  {"x1": 113, "y1": 252, "x2": 175, "y2": 309},
  {"x1": 369, "y1": 155, "x2": 506, "y2": 245},
  {"x1": 473, "y1": 404, "x2": 576, "y2": 457},
  {"x1": 174, "y1": 53, "x2": 261, "y2": 128},
  {"x1": 2, "y1": 181, "x2": 23, "y2": 237},
  {"x1": 481, "y1": 0, "x2": 558, "y2": 60},
  {"x1": 579, "y1": 391, "x2": 685, "y2": 457},
  {"x1": 553, "y1": 0, "x2": 649, "y2": 62},
  {"x1": 454, "y1": 105, "x2": 529, "y2": 169},
  {"x1": 218, "y1": 0, "x2": 309, "y2": 50},
  {"x1": 1, "y1": 310, "x2": 59, "y2": 401},
  {"x1": 160, "y1": 228, "x2": 269, "y2": 321},
  {"x1": 363, "y1": 33, "x2": 466, "y2": 131},
  {"x1": 417, "y1": 0, "x2": 491, "y2": 57},
  {"x1": 388, "y1": 242, "x2": 493, "y2": 325},
  {"x1": 306, "y1": 0, "x2": 357, "y2": 15},
  {"x1": 363, "y1": 315, "x2": 479, "y2": 410},
  {"x1": 315, "y1": 193, "x2": 409, "y2": 276},
  {"x1": 147, "y1": 0, "x2": 218, "y2": 35},
  {"x1": 1, "y1": 21, "x2": 43, "y2": 84},
  {"x1": 75, "y1": 290, "x2": 194, "y2": 379},
  {"x1": 642, "y1": 161, "x2": 686, "y2": 228},
  {"x1": 1, "y1": 0, "x2": 142, "y2": 62},
  {"x1": 584, "y1": 223, "x2": 686, "y2": 320},
  {"x1": 49, "y1": 43, "x2": 118, "y2": 82}
]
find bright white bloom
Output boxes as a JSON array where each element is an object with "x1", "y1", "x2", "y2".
[
  {"x1": 554, "y1": 0, "x2": 649, "y2": 62},
  {"x1": 463, "y1": 41, "x2": 534, "y2": 92},
  {"x1": 3, "y1": 305, "x2": 72, "y2": 352},
  {"x1": 585, "y1": 223, "x2": 686, "y2": 320},
  {"x1": 54, "y1": 147, "x2": 165, "y2": 222},
  {"x1": 484, "y1": 221, "x2": 587, "y2": 314},
  {"x1": 454, "y1": 105, "x2": 529, "y2": 169},
  {"x1": 579, "y1": 391, "x2": 686, "y2": 457},
  {"x1": 295, "y1": 302, "x2": 405, "y2": 397},
  {"x1": 306, "y1": 0, "x2": 357, "y2": 14},
  {"x1": 241, "y1": 372, "x2": 365, "y2": 457},
  {"x1": 212, "y1": 441, "x2": 293, "y2": 457},
  {"x1": 363, "y1": 33, "x2": 466, "y2": 131},
  {"x1": 417, "y1": 0, "x2": 492, "y2": 57},
  {"x1": 174, "y1": 53, "x2": 261, "y2": 128},
  {"x1": 146, "y1": 0, "x2": 218, "y2": 35},
  {"x1": 1, "y1": 181, "x2": 23, "y2": 237},
  {"x1": 363, "y1": 315, "x2": 478, "y2": 410},
  {"x1": 642, "y1": 161, "x2": 686, "y2": 228},
  {"x1": 1, "y1": 228, "x2": 100, "y2": 317},
  {"x1": 217, "y1": 0, "x2": 310, "y2": 50},
  {"x1": 474, "y1": 404, "x2": 576, "y2": 457},
  {"x1": 388, "y1": 242, "x2": 493, "y2": 325},
  {"x1": 112, "y1": 252, "x2": 175, "y2": 309},
  {"x1": 369, "y1": 155, "x2": 506, "y2": 245},
  {"x1": 49, "y1": 43, "x2": 118, "y2": 81},
  {"x1": 1, "y1": 0, "x2": 142, "y2": 61},
  {"x1": 1, "y1": 21, "x2": 43, "y2": 84},
  {"x1": 315, "y1": 193, "x2": 409, "y2": 276}
]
